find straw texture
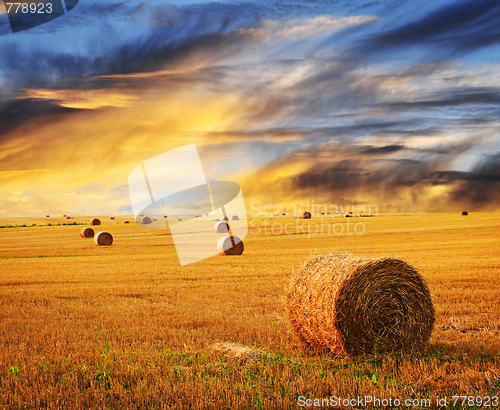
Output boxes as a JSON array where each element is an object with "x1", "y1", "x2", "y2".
[{"x1": 285, "y1": 253, "x2": 434, "y2": 356}]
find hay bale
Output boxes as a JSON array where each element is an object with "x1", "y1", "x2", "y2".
[
  {"x1": 46, "y1": 214, "x2": 50, "y2": 217},
  {"x1": 177, "y1": 216, "x2": 183, "y2": 222},
  {"x1": 217, "y1": 236, "x2": 244, "y2": 255},
  {"x1": 90, "y1": 218, "x2": 101, "y2": 226},
  {"x1": 80, "y1": 227, "x2": 94, "y2": 238},
  {"x1": 164, "y1": 215, "x2": 168, "y2": 219},
  {"x1": 321, "y1": 211, "x2": 325, "y2": 215},
  {"x1": 270, "y1": 216, "x2": 275, "y2": 220},
  {"x1": 123, "y1": 221, "x2": 130, "y2": 224},
  {"x1": 462, "y1": 211, "x2": 468, "y2": 216},
  {"x1": 94, "y1": 231, "x2": 113, "y2": 246},
  {"x1": 63, "y1": 214, "x2": 66, "y2": 217},
  {"x1": 62, "y1": 223, "x2": 67, "y2": 226},
  {"x1": 282, "y1": 212, "x2": 286, "y2": 216},
  {"x1": 295, "y1": 215, "x2": 300, "y2": 219},
  {"x1": 110, "y1": 216, "x2": 115, "y2": 220},
  {"x1": 31, "y1": 224, "x2": 37, "y2": 227},
  {"x1": 153, "y1": 216, "x2": 157, "y2": 221},
  {"x1": 303, "y1": 211, "x2": 311, "y2": 219},
  {"x1": 232, "y1": 215, "x2": 239, "y2": 220},
  {"x1": 285, "y1": 253, "x2": 434, "y2": 356},
  {"x1": 66, "y1": 216, "x2": 71, "y2": 219},
  {"x1": 214, "y1": 221, "x2": 230, "y2": 233},
  {"x1": 223, "y1": 216, "x2": 229, "y2": 221},
  {"x1": 142, "y1": 216, "x2": 152, "y2": 224}
]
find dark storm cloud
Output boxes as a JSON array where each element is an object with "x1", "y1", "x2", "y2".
[
  {"x1": 369, "y1": 0, "x2": 500, "y2": 54},
  {"x1": 360, "y1": 144, "x2": 405, "y2": 154},
  {"x1": 0, "y1": 98, "x2": 81, "y2": 139}
]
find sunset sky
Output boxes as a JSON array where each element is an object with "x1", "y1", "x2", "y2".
[{"x1": 1, "y1": 0, "x2": 500, "y2": 216}]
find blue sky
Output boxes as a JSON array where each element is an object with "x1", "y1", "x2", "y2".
[{"x1": 0, "y1": 0, "x2": 500, "y2": 215}]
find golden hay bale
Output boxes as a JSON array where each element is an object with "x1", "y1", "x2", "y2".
[
  {"x1": 462, "y1": 211, "x2": 468, "y2": 216},
  {"x1": 142, "y1": 216, "x2": 152, "y2": 224},
  {"x1": 90, "y1": 218, "x2": 101, "y2": 226},
  {"x1": 303, "y1": 211, "x2": 311, "y2": 219},
  {"x1": 94, "y1": 231, "x2": 113, "y2": 246},
  {"x1": 63, "y1": 214, "x2": 66, "y2": 217},
  {"x1": 46, "y1": 214, "x2": 50, "y2": 217},
  {"x1": 177, "y1": 216, "x2": 183, "y2": 222},
  {"x1": 31, "y1": 224, "x2": 37, "y2": 226},
  {"x1": 66, "y1": 216, "x2": 71, "y2": 219},
  {"x1": 285, "y1": 253, "x2": 434, "y2": 356},
  {"x1": 80, "y1": 227, "x2": 95, "y2": 238},
  {"x1": 223, "y1": 216, "x2": 229, "y2": 221},
  {"x1": 62, "y1": 223, "x2": 67, "y2": 226},
  {"x1": 217, "y1": 236, "x2": 244, "y2": 255},
  {"x1": 231, "y1": 215, "x2": 239, "y2": 220},
  {"x1": 153, "y1": 216, "x2": 157, "y2": 221},
  {"x1": 270, "y1": 215, "x2": 275, "y2": 220},
  {"x1": 214, "y1": 221, "x2": 230, "y2": 233},
  {"x1": 110, "y1": 216, "x2": 115, "y2": 220},
  {"x1": 123, "y1": 221, "x2": 130, "y2": 224},
  {"x1": 164, "y1": 215, "x2": 168, "y2": 219}
]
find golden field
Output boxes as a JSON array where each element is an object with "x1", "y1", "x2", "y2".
[{"x1": 0, "y1": 213, "x2": 499, "y2": 409}]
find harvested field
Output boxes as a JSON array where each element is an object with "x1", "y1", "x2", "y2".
[{"x1": 0, "y1": 213, "x2": 499, "y2": 408}]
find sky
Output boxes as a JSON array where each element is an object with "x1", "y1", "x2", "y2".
[{"x1": 1, "y1": 0, "x2": 500, "y2": 215}]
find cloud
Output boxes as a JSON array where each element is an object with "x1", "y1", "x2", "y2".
[{"x1": 242, "y1": 14, "x2": 378, "y2": 43}]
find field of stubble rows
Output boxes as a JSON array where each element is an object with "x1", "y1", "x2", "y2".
[{"x1": 0, "y1": 213, "x2": 499, "y2": 409}]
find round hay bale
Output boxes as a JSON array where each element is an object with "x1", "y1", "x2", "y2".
[
  {"x1": 123, "y1": 221, "x2": 130, "y2": 224},
  {"x1": 164, "y1": 215, "x2": 168, "y2": 218},
  {"x1": 142, "y1": 216, "x2": 152, "y2": 225},
  {"x1": 223, "y1": 216, "x2": 229, "y2": 221},
  {"x1": 285, "y1": 253, "x2": 434, "y2": 356},
  {"x1": 303, "y1": 211, "x2": 312, "y2": 219},
  {"x1": 217, "y1": 236, "x2": 244, "y2": 255},
  {"x1": 62, "y1": 223, "x2": 67, "y2": 226},
  {"x1": 282, "y1": 212, "x2": 285, "y2": 216},
  {"x1": 270, "y1": 216, "x2": 275, "y2": 220},
  {"x1": 321, "y1": 211, "x2": 325, "y2": 215},
  {"x1": 110, "y1": 216, "x2": 115, "y2": 220},
  {"x1": 462, "y1": 211, "x2": 468, "y2": 216},
  {"x1": 63, "y1": 214, "x2": 66, "y2": 217},
  {"x1": 66, "y1": 216, "x2": 71, "y2": 219},
  {"x1": 177, "y1": 216, "x2": 183, "y2": 222},
  {"x1": 31, "y1": 223, "x2": 37, "y2": 226},
  {"x1": 214, "y1": 221, "x2": 230, "y2": 233},
  {"x1": 153, "y1": 216, "x2": 157, "y2": 221},
  {"x1": 80, "y1": 227, "x2": 95, "y2": 238},
  {"x1": 46, "y1": 214, "x2": 50, "y2": 217},
  {"x1": 232, "y1": 215, "x2": 239, "y2": 220},
  {"x1": 90, "y1": 218, "x2": 101, "y2": 226},
  {"x1": 94, "y1": 231, "x2": 113, "y2": 246}
]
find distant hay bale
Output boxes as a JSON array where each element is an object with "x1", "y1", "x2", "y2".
[
  {"x1": 270, "y1": 216, "x2": 275, "y2": 220},
  {"x1": 164, "y1": 215, "x2": 168, "y2": 219},
  {"x1": 321, "y1": 211, "x2": 325, "y2": 215},
  {"x1": 153, "y1": 216, "x2": 157, "y2": 221},
  {"x1": 123, "y1": 221, "x2": 130, "y2": 224},
  {"x1": 94, "y1": 231, "x2": 113, "y2": 246},
  {"x1": 285, "y1": 253, "x2": 434, "y2": 356},
  {"x1": 66, "y1": 216, "x2": 71, "y2": 219},
  {"x1": 46, "y1": 214, "x2": 50, "y2": 217},
  {"x1": 62, "y1": 223, "x2": 67, "y2": 226},
  {"x1": 282, "y1": 212, "x2": 286, "y2": 216},
  {"x1": 31, "y1": 224, "x2": 37, "y2": 227},
  {"x1": 232, "y1": 215, "x2": 239, "y2": 220},
  {"x1": 295, "y1": 215, "x2": 300, "y2": 219},
  {"x1": 63, "y1": 214, "x2": 66, "y2": 217},
  {"x1": 275, "y1": 212, "x2": 279, "y2": 216},
  {"x1": 110, "y1": 216, "x2": 115, "y2": 220},
  {"x1": 223, "y1": 216, "x2": 229, "y2": 221},
  {"x1": 90, "y1": 218, "x2": 101, "y2": 226},
  {"x1": 462, "y1": 211, "x2": 468, "y2": 216},
  {"x1": 177, "y1": 216, "x2": 183, "y2": 222},
  {"x1": 303, "y1": 211, "x2": 311, "y2": 219},
  {"x1": 214, "y1": 221, "x2": 230, "y2": 233},
  {"x1": 217, "y1": 236, "x2": 244, "y2": 255},
  {"x1": 80, "y1": 227, "x2": 95, "y2": 238},
  {"x1": 142, "y1": 216, "x2": 152, "y2": 225}
]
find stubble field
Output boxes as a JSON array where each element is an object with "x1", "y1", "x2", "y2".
[{"x1": 0, "y1": 213, "x2": 499, "y2": 409}]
